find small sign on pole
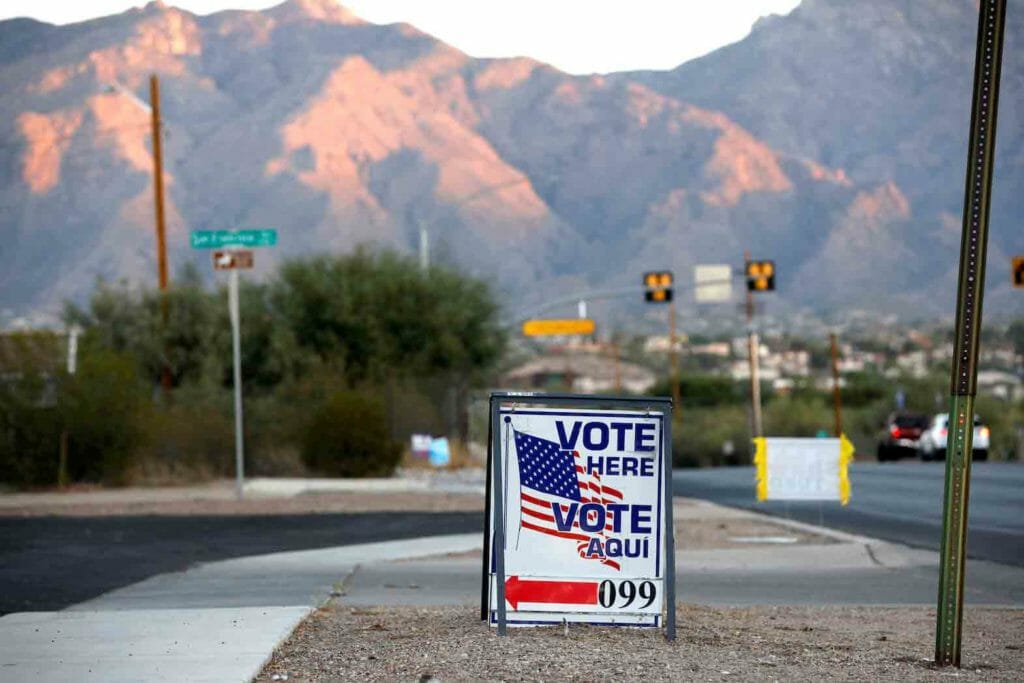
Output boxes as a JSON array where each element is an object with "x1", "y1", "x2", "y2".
[
  {"x1": 522, "y1": 319, "x2": 595, "y2": 337},
  {"x1": 694, "y1": 265, "x2": 733, "y2": 303},
  {"x1": 411, "y1": 434, "x2": 432, "y2": 459},
  {"x1": 753, "y1": 436, "x2": 853, "y2": 504},
  {"x1": 212, "y1": 250, "x2": 254, "y2": 270},
  {"x1": 483, "y1": 392, "x2": 675, "y2": 639}
]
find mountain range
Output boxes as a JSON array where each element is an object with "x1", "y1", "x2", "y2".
[{"x1": 1, "y1": 0, "x2": 1022, "y2": 325}]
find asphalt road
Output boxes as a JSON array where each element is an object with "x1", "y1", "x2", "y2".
[
  {"x1": 5, "y1": 463, "x2": 1021, "y2": 615},
  {"x1": 673, "y1": 462, "x2": 1024, "y2": 567},
  {"x1": 0, "y1": 511, "x2": 483, "y2": 615}
]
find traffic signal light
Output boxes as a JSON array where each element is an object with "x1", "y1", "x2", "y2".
[
  {"x1": 1013, "y1": 256, "x2": 1024, "y2": 288},
  {"x1": 746, "y1": 260, "x2": 775, "y2": 292},
  {"x1": 644, "y1": 271, "x2": 673, "y2": 303}
]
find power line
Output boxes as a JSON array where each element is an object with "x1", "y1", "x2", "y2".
[{"x1": 0, "y1": 122, "x2": 157, "y2": 154}]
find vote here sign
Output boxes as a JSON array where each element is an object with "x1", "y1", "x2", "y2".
[{"x1": 485, "y1": 395, "x2": 674, "y2": 635}]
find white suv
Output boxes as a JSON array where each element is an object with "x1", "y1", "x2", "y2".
[{"x1": 918, "y1": 412, "x2": 990, "y2": 461}]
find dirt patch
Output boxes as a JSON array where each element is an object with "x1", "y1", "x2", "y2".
[
  {"x1": 678, "y1": 517, "x2": 834, "y2": 550},
  {"x1": 256, "y1": 604, "x2": 1023, "y2": 682}
]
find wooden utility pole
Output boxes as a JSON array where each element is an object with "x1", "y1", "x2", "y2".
[
  {"x1": 745, "y1": 251, "x2": 763, "y2": 440},
  {"x1": 614, "y1": 344, "x2": 621, "y2": 393},
  {"x1": 830, "y1": 332, "x2": 843, "y2": 437},
  {"x1": 149, "y1": 74, "x2": 172, "y2": 394},
  {"x1": 609, "y1": 339, "x2": 622, "y2": 394},
  {"x1": 669, "y1": 302, "x2": 681, "y2": 410}
]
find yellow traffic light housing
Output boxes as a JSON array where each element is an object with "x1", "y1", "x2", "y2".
[
  {"x1": 746, "y1": 260, "x2": 775, "y2": 292},
  {"x1": 643, "y1": 271, "x2": 674, "y2": 303},
  {"x1": 1013, "y1": 256, "x2": 1024, "y2": 288}
]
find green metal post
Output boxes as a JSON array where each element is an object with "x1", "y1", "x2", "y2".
[{"x1": 935, "y1": 0, "x2": 1006, "y2": 668}]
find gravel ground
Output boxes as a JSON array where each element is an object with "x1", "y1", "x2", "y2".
[{"x1": 257, "y1": 603, "x2": 1023, "y2": 682}]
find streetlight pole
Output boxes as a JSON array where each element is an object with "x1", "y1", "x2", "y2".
[
  {"x1": 419, "y1": 220, "x2": 429, "y2": 272},
  {"x1": 228, "y1": 264, "x2": 245, "y2": 500}
]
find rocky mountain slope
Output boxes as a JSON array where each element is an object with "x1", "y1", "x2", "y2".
[
  {"x1": 0, "y1": 0, "x2": 1020, "y2": 323},
  {"x1": 630, "y1": 0, "x2": 1024, "y2": 313}
]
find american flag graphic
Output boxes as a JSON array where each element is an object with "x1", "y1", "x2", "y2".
[{"x1": 513, "y1": 428, "x2": 624, "y2": 571}]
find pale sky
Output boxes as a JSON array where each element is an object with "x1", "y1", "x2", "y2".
[{"x1": 0, "y1": 0, "x2": 802, "y2": 74}]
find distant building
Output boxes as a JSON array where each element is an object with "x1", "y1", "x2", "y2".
[
  {"x1": 688, "y1": 342, "x2": 731, "y2": 357},
  {"x1": 976, "y1": 370, "x2": 1024, "y2": 401},
  {"x1": 643, "y1": 334, "x2": 687, "y2": 354},
  {"x1": 502, "y1": 351, "x2": 657, "y2": 395},
  {"x1": 894, "y1": 350, "x2": 929, "y2": 378}
]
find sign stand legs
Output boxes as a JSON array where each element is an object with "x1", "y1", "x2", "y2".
[
  {"x1": 481, "y1": 397, "x2": 495, "y2": 621},
  {"x1": 663, "y1": 411, "x2": 676, "y2": 641},
  {"x1": 493, "y1": 414, "x2": 508, "y2": 636}
]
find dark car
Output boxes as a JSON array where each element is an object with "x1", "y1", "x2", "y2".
[{"x1": 877, "y1": 412, "x2": 929, "y2": 462}]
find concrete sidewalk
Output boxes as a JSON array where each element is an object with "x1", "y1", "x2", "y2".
[
  {"x1": 1, "y1": 607, "x2": 310, "y2": 683},
  {"x1": 339, "y1": 504, "x2": 1024, "y2": 610},
  {"x1": 3, "y1": 498, "x2": 1021, "y2": 682},
  {"x1": 0, "y1": 534, "x2": 481, "y2": 682}
]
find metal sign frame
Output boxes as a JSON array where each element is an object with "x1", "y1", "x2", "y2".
[
  {"x1": 481, "y1": 391, "x2": 675, "y2": 640},
  {"x1": 936, "y1": 0, "x2": 1006, "y2": 668}
]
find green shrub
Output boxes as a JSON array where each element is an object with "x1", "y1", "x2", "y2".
[
  {"x1": 0, "y1": 348, "x2": 146, "y2": 488},
  {"x1": 0, "y1": 398, "x2": 61, "y2": 488},
  {"x1": 301, "y1": 390, "x2": 401, "y2": 477},
  {"x1": 672, "y1": 405, "x2": 751, "y2": 468},
  {"x1": 763, "y1": 397, "x2": 834, "y2": 438},
  {"x1": 59, "y1": 349, "x2": 146, "y2": 484},
  {"x1": 133, "y1": 392, "x2": 234, "y2": 483},
  {"x1": 652, "y1": 375, "x2": 749, "y2": 408}
]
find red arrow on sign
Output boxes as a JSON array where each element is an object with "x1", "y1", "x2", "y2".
[{"x1": 504, "y1": 576, "x2": 598, "y2": 610}]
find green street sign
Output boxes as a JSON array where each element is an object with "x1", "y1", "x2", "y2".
[{"x1": 190, "y1": 229, "x2": 277, "y2": 249}]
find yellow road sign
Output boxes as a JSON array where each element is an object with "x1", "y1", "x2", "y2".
[{"x1": 522, "y1": 318, "x2": 596, "y2": 337}]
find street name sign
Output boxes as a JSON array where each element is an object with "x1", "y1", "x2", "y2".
[
  {"x1": 191, "y1": 229, "x2": 277, "y2": 249},
  {"x1": 753, "y1": 436, "x2": 853, "y2": 504},
  {"x1": 193, "y1": 229, "x2": 276, "y2": 503},
  {"x1": 694, "y1": 264, "x2": 733, "y2": 303},
  {"x1": 522, "y1": 318, "x2": 596, "y2": 337},
  {"x1": 212, "y1": 250, "x2": 254, "y2": 270},
  {"x1": 482, "y1": 392, "x2": 675, "y2": 639}
]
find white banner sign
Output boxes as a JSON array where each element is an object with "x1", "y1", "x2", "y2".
[{"x1": 754, "y1": 436, "x2": 853, "y2": 504}]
